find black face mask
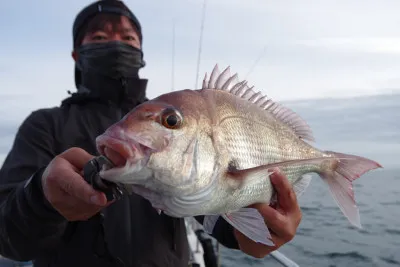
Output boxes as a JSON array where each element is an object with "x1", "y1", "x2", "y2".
[{"x1": 76, "y1": 41, "x2": 146, "y2": 80}]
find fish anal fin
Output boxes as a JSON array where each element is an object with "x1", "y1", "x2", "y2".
[
  {"x1": 203, "y1": 209, "x2": 275, "y2": 247},
  {"x1": 222, "y1": 208, "x2": 274, "y2": 246},
  {"x1": 202, "y1": 64, "x2": 315, "y2": 142}
]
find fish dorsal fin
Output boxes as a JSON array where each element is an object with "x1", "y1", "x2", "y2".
[{"x1": 201, "y1": 64, "x2": 315, "y2": 142}]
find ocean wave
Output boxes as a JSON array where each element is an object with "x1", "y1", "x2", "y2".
[
  {"x1": 320, "y1": 251, "x2": 371, "y2": 262},
  {"x1": 380, "y1": 256, "x2": 400, "y2": 265},
  {"x1": 384, "y1": 229, "x2": 400, "y2": 235},
  {"x1": 380, "y1": 200, "x2": 400, "y2": 206}
]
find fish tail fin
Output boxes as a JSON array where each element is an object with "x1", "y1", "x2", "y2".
[{"x1": 320, "y1": 151, "x2": 382, "y2": 228}]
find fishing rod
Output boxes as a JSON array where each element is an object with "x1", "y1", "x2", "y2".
[
  {"x1": 171, "y1": 18, "x2": 176, "y2": 91},
  {"x1": 194, "y1": 0, "x2": 207, "y2": 89}
]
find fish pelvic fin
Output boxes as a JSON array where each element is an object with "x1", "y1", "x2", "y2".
[
  {"x1": 201, "y1": 64, "x2": 315, "y2": 142},
  {"x1": 320, "y1": 151, "x2": 382, "y2": 229}
]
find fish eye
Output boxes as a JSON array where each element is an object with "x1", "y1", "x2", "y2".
[{"x1": 160, "y1": 108, "x2": 183, "y2": 129}]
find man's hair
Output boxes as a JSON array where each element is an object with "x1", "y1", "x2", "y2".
[{"x1": 72, "y1": 0, "x2": 143, "y2": 49}]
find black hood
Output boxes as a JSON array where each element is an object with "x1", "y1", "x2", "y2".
[
  {"x1": 72, "y1": 0, "x2": 144, "y2": 90},
  {"x1": 66, "y1": 1, "x2": 147, "y2": 112}
]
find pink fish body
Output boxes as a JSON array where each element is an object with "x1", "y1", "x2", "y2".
[{"x1": 96, "y1": 65, "x2": 382, "y2": 246}]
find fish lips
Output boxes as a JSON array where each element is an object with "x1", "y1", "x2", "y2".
[{"x1": 96, "y1": 132, "x2": 156, "y2": 169}]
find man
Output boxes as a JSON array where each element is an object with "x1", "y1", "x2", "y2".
[{"x1": 0, "y1": 1, "x2": 302, "y2": 266}]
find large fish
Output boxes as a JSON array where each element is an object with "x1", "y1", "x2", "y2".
[{"x1": 96, "y1": 65, "x2": 382, "y2": 246}]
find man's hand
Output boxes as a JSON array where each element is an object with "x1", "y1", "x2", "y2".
[
  {"x1": 235, "y1": 168, "x2": 302, "y2": 258},
  {"x1": 42, "y1": 147, "x2": 110, "y2": 221}
]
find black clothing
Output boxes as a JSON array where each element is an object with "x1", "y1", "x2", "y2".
[{"x1": 0, "y1": 79, "x2": 239, "y2": 267}]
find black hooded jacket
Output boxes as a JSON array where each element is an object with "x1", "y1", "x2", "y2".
[{"x1": 0, "y1": 78, "x2": 239, "y2": 267}]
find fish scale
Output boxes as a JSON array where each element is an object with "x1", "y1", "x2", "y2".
[
  {"x1": 218, "y1": 107, "x2": 318, "y2": 182},
  {"x1": 96, "y1": 64, "x2": 382, "y2": 247}
]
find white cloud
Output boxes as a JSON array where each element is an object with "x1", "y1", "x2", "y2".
[{"x1": 297, "y1": 38, "x2": 400, "y2": 54}]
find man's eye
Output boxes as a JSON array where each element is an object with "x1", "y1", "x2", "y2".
[
  {"x1": 92, "y1": 35, "x2": 107, "y2": 40},
  {"x1": 124, "y1": 36, "x2": 135, "y2": 41}
]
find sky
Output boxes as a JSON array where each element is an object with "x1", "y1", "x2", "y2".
[
  {"x1": 1, "y1": 0, "x2": 400, "y2": 121},
  {"x1": 0, "y1": 0, "x2": 399, "y2": 152}
]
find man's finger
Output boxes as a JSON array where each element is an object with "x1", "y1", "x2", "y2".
[
  {"x1": 60, "y1": 147, "x2": 95, "y2": 170},
  {"x1": 57, "y1": 171, "x2": 107, "y2": 206},
  {"x1": 270, "y1": 169, "x2": 298, "y2": 212}
]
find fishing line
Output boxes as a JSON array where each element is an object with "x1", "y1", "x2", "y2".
[{"x1": 244, "y1": 44, "x2": 268, "y2": 80}]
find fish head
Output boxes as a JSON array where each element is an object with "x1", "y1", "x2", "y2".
[{"x1": 96, "y1": 90, "x2": 217, "y2": 197}]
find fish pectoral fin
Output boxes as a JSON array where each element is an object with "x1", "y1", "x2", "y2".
[
  {"x1": 227, "y1": 157, "x2": 329, "y2": 182},
  {"x1": 222, "y1": 208, "x2": 274, "y2": 246},
  {"x1": 226, "y1": 166, "x2": 275, "y2": 189}
]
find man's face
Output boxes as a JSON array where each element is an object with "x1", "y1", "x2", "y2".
[
  {"x1": 72, "y1": 15, "x2": 141, "y2": 60},
  {"x1": 82, "y1": 16, "x2": 140, "y2": 48}
]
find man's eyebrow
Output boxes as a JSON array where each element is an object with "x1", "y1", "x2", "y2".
[
  {"x1": 88, "y1": 27, "x2": 107, "y2": 33},
  {"x1": 122, "y1": 28, "x2": 136, "y2": 33}
]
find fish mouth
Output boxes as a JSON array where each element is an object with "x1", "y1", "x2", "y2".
[{"x1": 96, "y1": 132, "x2": 154, "y2": 169}]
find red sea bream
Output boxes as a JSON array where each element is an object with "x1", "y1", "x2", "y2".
[{"x1": 96, "y1": 65, "x2": 382, "y2": 246}]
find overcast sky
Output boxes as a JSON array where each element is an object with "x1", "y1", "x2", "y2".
[
  {"x1": 1, "y1": 0, "x2": 399, "y2": 121},
  {"x1": 0, "y1": 0, "x2": 399, "y2": 152},
  {"x1": 0, "y1": 0, "x2": 399, "y2": 165}
]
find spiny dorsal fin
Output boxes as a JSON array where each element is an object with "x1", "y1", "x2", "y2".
[{"x1": 201, "y1": 64, "x2": 315, "y2": 142}]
